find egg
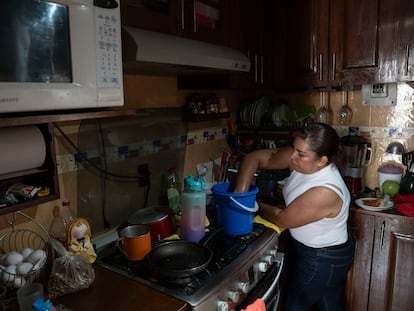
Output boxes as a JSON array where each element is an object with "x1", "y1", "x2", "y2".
[
  {"x1": 20, "y1": 247, "x2": 33, "y2": 260},
  {"x1": 3, "y1": 265, "x2": 16, "y2": 285},
  {"x1": 5, "y1": 251, "x2": 24, "y2": 266},
  {"x1": 17, "y1": 262, "x2": 33, "y2": 275},
  {"x1": 14, "y1": 275, "x2": 27, "y2": 288},
  {"x1": 27, "y1": 249, "x2": 46, "y2": 270}
]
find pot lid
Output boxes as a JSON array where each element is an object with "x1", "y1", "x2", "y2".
[{"x1": 128, "y1": 207, "x2": 168, "y2": 224}]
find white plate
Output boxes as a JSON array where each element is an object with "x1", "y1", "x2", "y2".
[{"x1": 355, "y1": 198, "x2": 394, "y2": 211}]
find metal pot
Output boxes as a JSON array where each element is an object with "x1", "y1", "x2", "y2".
[
  {"x1": 146, "y1": 240, "x2": 212, "y2": 278},
  {"x1": 128, "y1": 206, "x2": 172, "y2": 243}
]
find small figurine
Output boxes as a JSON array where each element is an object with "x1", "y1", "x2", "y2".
[{"x1": 66, "y1": 218, "x2": 96, "y2": 263}]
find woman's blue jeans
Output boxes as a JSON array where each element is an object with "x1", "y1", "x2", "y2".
[{"x1": 282, "y1": 234, "x2": 355, "y2": 311}]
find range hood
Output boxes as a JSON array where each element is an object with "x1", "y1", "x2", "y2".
[{"x1": 122, "y1": 26, "x2": 251, "y2": 75}]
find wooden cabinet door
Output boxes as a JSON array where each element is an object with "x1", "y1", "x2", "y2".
[
  {"x1": 182, "y1": 0, "x2": 230, "y2": 46},
  {"x1": 345, "y1": 212, "x2": 375, "y2": 311},
  {"x1": 329, "y1": 0, "x2": 398, "y2": 86},
  {"x1": 368, "y1": 216, "x2": 414, "y2": 311},
  {"x1": 121, "y1": 0, "x2": 229, "y2": 45},
  {"x1": 283, "y1": 0, "x2": 329, "y2": 89},
  {"x1": 231, "y1": 0, "x2": 274, "y2": 89},
  {"x1": 121, "y1": 0, "x2": 180, "y2": 34},
  {"x1": 396, "y1": 0, "x2": 414, "y2": 81}
]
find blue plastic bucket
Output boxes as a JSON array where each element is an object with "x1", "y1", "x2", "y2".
[{"x1": 211, "y1": 182, "x2": 259, "y2": 235}]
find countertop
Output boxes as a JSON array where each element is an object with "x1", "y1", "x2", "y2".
[{"x1": 4, "y1": 265, "x2": 187, "y2": 311}]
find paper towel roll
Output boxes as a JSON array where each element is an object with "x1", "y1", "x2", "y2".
[{"x1": 0, "y1": 126, "x2": 47, "y2": 175}]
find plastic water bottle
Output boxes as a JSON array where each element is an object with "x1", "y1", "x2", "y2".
[
  {"x1": 166, "y1": 168, "x2": 181, "y2": 215},
  {"x1": 180, "y1": 175, "x2": 206, "y2": 242}
]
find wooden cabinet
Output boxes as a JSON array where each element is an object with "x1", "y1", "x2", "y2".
[
  {"x1": 396, "y1": 0, "x2": 414, "y2": 81},
  {"x1": 346, "y1": 210, "x2": 414, "y2": 311},
  {"x1": 230, "y1": 0, "x2": 274, "y2": 89},
  {"x1": 121, "y1": 0, "x2": 230, "y2": 46},
  {"x1": 282, "y1": 0, "x2": 398, "y2": 89}
]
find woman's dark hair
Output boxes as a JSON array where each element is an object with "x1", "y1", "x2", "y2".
[{"x1": 288, "y1": 122, "x2": 345, "y2": 167}]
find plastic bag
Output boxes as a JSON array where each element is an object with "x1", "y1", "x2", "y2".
[{"x1": 48, "y1": 239, "x2": 95, "y2": 299}]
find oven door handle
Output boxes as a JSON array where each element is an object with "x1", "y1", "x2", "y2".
[{"x1": 262, "y1": 253, "x2": 284, "y2": 303}]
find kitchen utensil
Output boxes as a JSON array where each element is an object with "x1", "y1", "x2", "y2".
[
  {"x1": 115, "y1": 225, "x2": 151, "y2": 261},
  {"x1": 146, "y1": 240, "x2": 212, "y2": 279},
  {"x1": 128, "y1": 207, "x2": 172, "y2": 243},
  {"x1": 338, "y1": 90, "x2": 353, "y2": 124}
]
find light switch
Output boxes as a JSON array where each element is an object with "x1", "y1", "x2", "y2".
[{"x1": 362, "y1": 83, "x2": 397, "y2": 106}]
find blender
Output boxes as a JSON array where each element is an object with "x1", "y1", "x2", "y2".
[{"x1": 340, "y1": 135, "x2": 372, "y2": 197}]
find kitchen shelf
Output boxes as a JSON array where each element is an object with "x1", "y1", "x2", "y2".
[
  {"x1": 185, "y1": 111, "x2": 230, "y2": 122},
  {"x1": 0, "y1": 108, "x2": 138, "y2": 128}
]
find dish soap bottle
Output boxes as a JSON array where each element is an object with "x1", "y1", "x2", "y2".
[
  {"x1": 180, "y1": 175, "x2": 206, "y2": 242},
  {"x1": 167, "y1": 168, "x2": 181, "y2": 215}
]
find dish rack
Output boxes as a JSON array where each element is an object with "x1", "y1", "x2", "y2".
[{"x1": 0, "y1": 211, "x2": 50, "y2": 288}]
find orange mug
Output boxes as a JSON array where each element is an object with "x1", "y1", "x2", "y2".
[{"x1": 115, "y1": 225, "x2": 151, "y2": 261}]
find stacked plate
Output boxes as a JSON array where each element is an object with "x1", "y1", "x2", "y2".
[{"x1": 239, "y1": 96, "x2": 273, "y2": 129}]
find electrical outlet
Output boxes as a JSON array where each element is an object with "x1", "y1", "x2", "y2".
[{"x1": 137, "y1": 163, "x2": 150, "y2": 187}]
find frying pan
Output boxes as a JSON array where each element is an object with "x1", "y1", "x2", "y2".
[{"x1": 146, "y1": 240, "x2": 212, "y2": 278}]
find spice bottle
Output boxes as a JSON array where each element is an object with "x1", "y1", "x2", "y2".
[{"x1": 180, "y1": 175, "x2": 206, "y2": 242}]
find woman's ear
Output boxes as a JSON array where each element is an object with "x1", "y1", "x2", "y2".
[{"x1": 319, "y1": 155, "x2": 329, "y2": 167}]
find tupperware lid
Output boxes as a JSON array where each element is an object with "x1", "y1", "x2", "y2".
[{"x1": 377, "y1": 164, "x2": 403, "y2": 174}]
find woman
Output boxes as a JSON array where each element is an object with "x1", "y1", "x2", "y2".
[{"x1": 235, "y1": 123, "x2": 354, "y2": 311}]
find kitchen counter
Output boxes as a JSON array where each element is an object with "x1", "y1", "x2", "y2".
[
  {"x1": 4, "y1": 265, "x2": 187, "y2": 311},
  {"x1": 52, "y1": 265, "x2": 188, "y2": 311}
]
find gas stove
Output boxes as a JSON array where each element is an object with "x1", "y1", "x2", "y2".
[{"x1": 96, "y1": 224, "x2": 283, "y2": 311}]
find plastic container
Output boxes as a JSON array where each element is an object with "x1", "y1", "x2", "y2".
[
  {"x1": 166, "y1": 168, "x2": 181, "y2": 215},
  {"x1": 211, "y1": 182, "x2": 259, "y2": 236},
  {"x1": 377, "y1": 164, "x2": 403, "y2": 188},
  {"x1": 180, "y1": 176, "x2": 206, "y2": 242}
]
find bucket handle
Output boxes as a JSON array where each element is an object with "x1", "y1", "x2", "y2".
[{"x1": 229, "y1": 197, "x2": 259, "y2": 213}]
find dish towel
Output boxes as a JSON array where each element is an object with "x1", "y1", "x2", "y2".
[
  {"x1": 254, "y1": 215, "x2": 285, "y2": 234},
  {"x1": 241, "y1": 298, "x2": 266, "y2": 311}
]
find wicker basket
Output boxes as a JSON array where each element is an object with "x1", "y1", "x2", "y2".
[{"x1": 0, "y1": 211, "x2": 50, "y2": 288}]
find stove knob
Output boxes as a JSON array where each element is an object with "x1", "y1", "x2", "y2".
[
  {"x1": 228, "y1": 290, "x2": 240, "y2": 303},
  {"x1": 268, "y1": 249, "x2": 277, "y2": 256},
  {"x1": 256, "y1": 261, "x2": 268, "y2": 273},
  {"x1": 237, "y1": 281, "x2": 249, "y2": 293},
  {"x1": 216, "y1": 300, "x2": 229, "y2": 311},
  {"x1": 262, "y1": 255, "x2": 273, "y2": 264}
]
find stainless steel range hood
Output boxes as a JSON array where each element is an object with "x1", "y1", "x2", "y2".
[{"x1": 122, "y1": 26, "x2": 251, "y2": 75}]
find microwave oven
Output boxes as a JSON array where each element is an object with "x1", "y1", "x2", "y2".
[{"x1": 0, "y1": 0, "x2": 123, "y2": 113}]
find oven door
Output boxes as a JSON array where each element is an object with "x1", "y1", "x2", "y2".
[{"x1": 237, "y1": 252, "x2": 284, "y2": 311}]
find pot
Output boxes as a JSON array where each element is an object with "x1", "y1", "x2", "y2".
[
  {"x1": 146, "y1": 240, "x2": 212, "y2": 278},
  {"x1": 128, "y1": 206, "x2": 172, "y2": 243},
  {"x1": 115, "y1": 224, "x2": 151, "y2": 261}
]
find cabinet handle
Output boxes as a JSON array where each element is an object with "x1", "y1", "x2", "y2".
[
  {"x1": 181, "y1": 0, "x2": 185, "y2": 30},
  {"x1": 405, "y1": 44, "x2": 410, "y2": 76},
  {"x1": 379, "y1": 220, "x2": 385, "y2": 251},
  {"x1": 332, "y1": 53, "x2": 336, "y2": 81},
  {"x1": 255, "y1": 54, "x2": 258, "y2": 84},
  {"x1": 261, "y1": 55, "x2": 264, "y2": 84},
  {"x1": 193, "y1": 0, "x2": 196, "y2": 33},
  {"x1": 319, "y1": 53, "x2": 323, "y2": 81}
]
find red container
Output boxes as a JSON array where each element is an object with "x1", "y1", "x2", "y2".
[{"x1": 128, "y1": 207, "x2": 172, "y2": 243}]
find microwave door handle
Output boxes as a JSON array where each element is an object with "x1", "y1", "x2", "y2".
[{"x1": 262, "y1": 253, "x2": 284, "y2": 303}]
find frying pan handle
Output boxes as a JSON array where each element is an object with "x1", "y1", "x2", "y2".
[{"x1": 229, "y1": 197, "x2": 259, "y2": 213}]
